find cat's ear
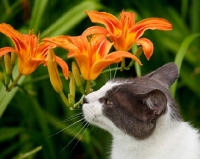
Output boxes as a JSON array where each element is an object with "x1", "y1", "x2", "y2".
[
  {"x1": 139, "y1": 89, "x2": 167, "y2": 121},
  {"x1": 147, "y1": 62, "x2": 179, "y2": 87}
]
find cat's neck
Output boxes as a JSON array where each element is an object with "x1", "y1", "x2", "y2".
[{"x1": 110, "y1": 116, "x2": 200, "y2": 159}]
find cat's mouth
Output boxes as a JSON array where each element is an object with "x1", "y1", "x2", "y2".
[
  {"x1": 91, "y1": 118, "x2": 114, "y2": 132},
  {"x1": 93, "y1": 119, "x2": 105, "y2": 125}
]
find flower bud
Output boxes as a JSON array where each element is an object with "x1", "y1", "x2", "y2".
[
  {"x1": 69, "y1": 76, "x2": 75, "y2": 98},
  {"x1": 47, "y1": 49, "x2": 63, "y2": 93},
  {"x1": 72, "y1": 62, "x2": 85, "y2": 94},
  {"x1": 0, "y1": 72, "x2": 5, "y2": 85},
  {"x1": 68, "y1": 94, "x2": 75, "y2": 106},
  {"x1": 11, "y1": 52, "x2": 17, "y2": 66},
  {"x1": 68, "y1": 75, "x2": 76, "y2": 105},
  {"x1": 4, "y1": 54, "x2": 12, "y2": 76}
]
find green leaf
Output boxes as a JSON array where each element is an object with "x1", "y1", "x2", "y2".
[
  {"x1": 0, "y1": 65, "x2": 25, "y2": 117},
  {"x1": 0, "y1": 0, "x2": 22, "y2": 22},
  {"x1": 12, "y1": 146, "x2": 42, "y2": 159},
  {"x1": 30, "y1": 97, "x2": 56, "y2": 159},
  {"x1": 170, "y1": 33, "x2": 200, "y2": 97},
  {"x1": 0, "y1": 142, "x2": 21, "y2": 159},
  {"x1": 29, "y1": 0, "x2": 49, "y2": 32},
  {"x1": 0, "y1": 127, "x2": 24, "y2": 142},
  {"x1": 191, "y1": 0, "x2": 200, "y2": 33},
  {"x1": 181, "y1": 0, "x2": 188, "y2": 19},
  {"x1": 41, "y1": 1, "x2": 102, "y2": 37}
]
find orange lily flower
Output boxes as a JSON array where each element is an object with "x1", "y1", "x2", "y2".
[
  {"x1": 43, "y1": 34, "x2": 142, "y2": 80},
  {"x1": 0, "y1": 23, "x2": 68, "y2": 78},
  {"x1": 83, "y1": 10, "x2": 172, "y2": 60}
]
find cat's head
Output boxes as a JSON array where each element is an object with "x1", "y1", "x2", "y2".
[{"x1": 82, "y1": 62, "x2": 181, "y2": 139}]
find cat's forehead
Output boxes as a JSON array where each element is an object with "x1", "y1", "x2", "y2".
[
  {"x1": 101, "y1": 81, "x2": 122, "y2": 91},
  {"x1": 107, "y1": 78, "x2": 162, "y2": 94},
  {"x1": 86, "y1": 81, "x2": 122, "y2": 102},
  {"x1": 87, "y1": 75, "x2": 168, "y2": 102}
]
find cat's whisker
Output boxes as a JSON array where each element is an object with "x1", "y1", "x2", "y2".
[
  {"x1": 68, "y1": 119, "x2": 88, "y2": 135},
  {"x1": 70, "y1": 122, "x2": 91, "y2": 152},
  {"x1": 61, "y1": 113, "x2": 83, "y2": 123},
  {"x1": 100, "y1": 72, "x2": 109, "y2": 82},
  {"x1": 113, "y1": 63, "x2": 118, "y2": 79},
  {"x1": 88, "y1": 124, "x2": 95, "y2": 134},
  {"x1": 63, "y1": 112, "x2": 83, "y2": 120},
  {"x1": 60, "y1": 114, "x2": 82, "y2": 123},
  {"x1": 59, "y1": 120, "x2": 90, "y2": 154},
  {"x1": 109, "y1": 65, "x2": 112, "y2": 80},
  {"x1": 112, "y1": 85, "x2": 121, "y2": 94},
  {"x1": 47, "y1": 118, "x2": 85, "y2": 138}
]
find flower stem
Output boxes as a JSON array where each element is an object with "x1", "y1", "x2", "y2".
[
  {"x1": 85, "y1": 80, "x2": 91, "y2": 94},
  {"x1": 127, "y1": 46, "x2": 143, "y2": 68},
  {"x1": 73, "y1": 94, "x2": 85, "y2": 109},
  {"x1": 120, "y1": 58, "x2": 125, "y2": 71},
  {"x1": 127, "y1": 60, "x2": 136, "y2": 68},
  {"x1": 59, "y1": 91, "x2": 70, "y2": 108},
  {"x1": 5, "y1": 75, "x2": 11, "y2": 87},
  {"x1": 7, "y1": 73, "x2": 22, "y2": 91}
]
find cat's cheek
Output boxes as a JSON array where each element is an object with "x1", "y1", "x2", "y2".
[
  {"x1": 82, "y1": 102, "x2": 103, "y2": 122},
  {"x1": 82, "y1": 104, "x2": 95, "y2": 122}
]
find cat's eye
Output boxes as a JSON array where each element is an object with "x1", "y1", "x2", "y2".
[
  {"x1": 99, "y1": 97, "x2": 113, "y2": 105},
  {"x1": 106, "y1": 99, "x2": 113, "y2": 105}
]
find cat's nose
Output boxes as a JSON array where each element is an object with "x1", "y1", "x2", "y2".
[{"x1": 83, "y1": 97, "x2": 88, "y2": 104}]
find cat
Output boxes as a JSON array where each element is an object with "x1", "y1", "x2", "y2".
[{"x1": 82, "y1": 62, "x2": 200, "y2": 159}]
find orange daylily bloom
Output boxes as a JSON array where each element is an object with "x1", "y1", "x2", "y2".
[
  {"x1": 83, "y1": 10, "x2": 172, "y2": 60},
  {"x1": 0, "y1": 23, "x2": 68, "y2": 78},
  {"x1": 43, "y1": 34, "x2": 142, "y2": 80}
]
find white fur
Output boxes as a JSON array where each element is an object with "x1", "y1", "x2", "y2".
[
  {"x1": 83, "y1": 81, "x2": 200, "y2": 159},
  {"x1": 83, "y1": 81, "x2": 122, "y2": 134}
]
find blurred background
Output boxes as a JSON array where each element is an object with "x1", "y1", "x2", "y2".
[{"x1": 0, "y1": 0, "x2": 200, "y2": 158}]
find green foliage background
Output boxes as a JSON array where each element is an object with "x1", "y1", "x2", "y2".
[{"x1": 0, "y1": 0, "x2": 200, "y2": 159}]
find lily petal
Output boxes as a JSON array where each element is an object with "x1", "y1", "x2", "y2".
[
  {"x1": 85, "y1": 10, "x2": 122, "y2": 37},
  {"x1": 106, "y1": 51, "x2": 142, "y2": 65},
  {"x1": 90, "y1": 34, "x2": 113, "y2": 59},
  {"x1": 0, "y1": 23, "x2": 67, "y2": 77},
  {"x1": 0, "y1": 47, "x2": 17, "y2": 57},
  {"x1": 82, "y1": 26, "x2": 109, "y2": 36},
  {"x1": 37, "y1": 42, "x2": 56, "y2": 57},
  {"x1": 91, "y1": 59, "x2": 121, "y2": 80},
  {"x1": 66, "y1": 36, "x2": 88, "y2": 56},
  {"x1": 23, "y1": 32, "x2": 38, "y2": 53},
  {"x1": 0, "y1": 23, "x2": 26, "y2": 52},
  {"x1": 43, "y1": 36, "x2": 80, "y2": 54},
  {"x1": 43, "y1": 33, "x2": 143, "y2": 81},
  {"x1": 72, "y1": 55, "x2": 89, "y2": 80},
  {"x1": 130, "y1": 18, "x2": 172, "y2": 39},
  {"x1": 135, "y1": 38, "x2": 153, "y2": 60},
  {"x1": 56, "y1": 56, "x2": 69, "y2": 79},
  {"x1": 119, "y1": 11, "x2": 135, "y2": 33},
  {"x1": 17, "y1": 58, "x2": 42, "y2": 75},
  {"x1": 91, "y1": 50, "x2": 142, "y2": 80}
]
